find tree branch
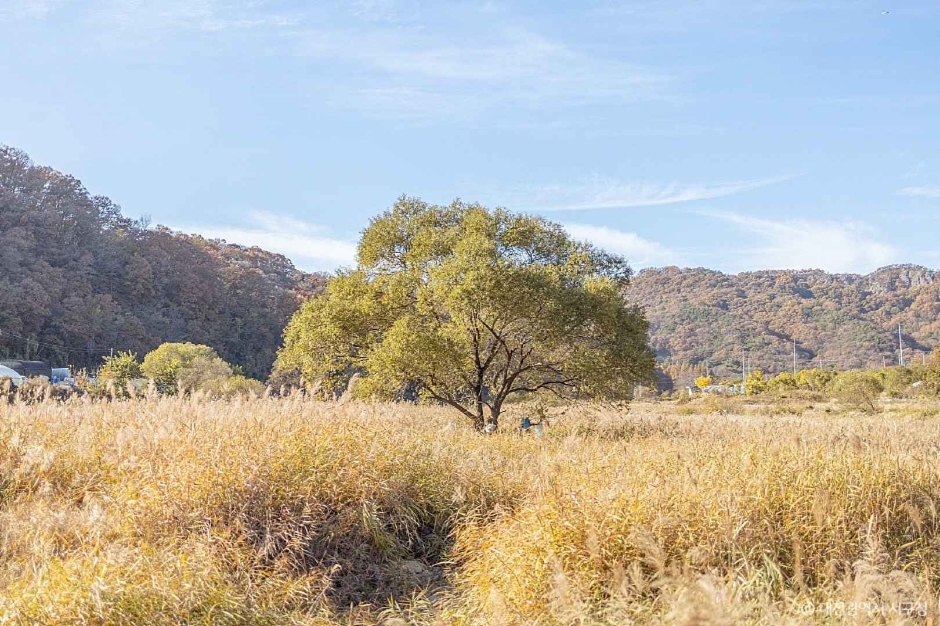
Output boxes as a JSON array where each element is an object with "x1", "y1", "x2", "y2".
[{"x1": 422, "y1": 385, "x2": 478, "y2": 423}]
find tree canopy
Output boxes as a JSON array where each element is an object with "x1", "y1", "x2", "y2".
[
  {"x1": 277, "y1": 197, "x2": 655, "y2": 429},
  {"x1": 142, "y1": 342, "x2": 230, "y2": 394},
  {"x1": 97, "y1": 351, "x2": 143, "y2": 397},
  {"x1": 135, "y1": 342, "x2": 264, "y2": 398}
]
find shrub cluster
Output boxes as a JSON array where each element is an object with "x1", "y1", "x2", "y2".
[
  {"x1": 89, "y1": 343, "x2": 265, "y2": 399},
  {"x1": 709, "y1": 356, "x2": 940, "y2": 413}
]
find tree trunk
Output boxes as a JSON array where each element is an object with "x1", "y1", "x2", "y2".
[
  {"x1": 474, "y1": 392, "x2": 487, "y2": 431},
  {"x1": 489, "y1": 396, "x2": 505, "y2": 432}
]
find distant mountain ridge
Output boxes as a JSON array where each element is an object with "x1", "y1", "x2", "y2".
[{"x1": 626, "y1": 264, "x2": 940, "y2": 385}]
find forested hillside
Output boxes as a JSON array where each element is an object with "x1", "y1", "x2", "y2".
[
  {"x1": 0, "y1": 146, "x2": 325, "y2": 377},
  {"x1": 627, "y1": 265, "x2": 940, "y2": 386}
]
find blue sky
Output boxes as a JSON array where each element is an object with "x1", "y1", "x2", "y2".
[{"x1": 2, "y1": 0, "x2": 938, "y2": 274}]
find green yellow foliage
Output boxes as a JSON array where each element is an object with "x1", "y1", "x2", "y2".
[
  {"x1": 797, "y1": 367, "x2": 836, "y2": 392},
  {"x1": 745, "y1": 368, "x2": 767, "y2": 394},
  {"x1": 199, "y1": 374, "x2": 265, "y2": 398},
  {"x1": 142, "y1": 343, "x2": 227, "y2": 394},
  {"x1": 97, "y1": 351, "x2": 142, "y2": 397},
  {"x1": 278, "y1": 197, "x2": 655, "y2": 429},
  {"x1": 694, "y1": 376, "x2": 712, "y2": 390},
  {"x1": 140, "y1": 343, "x2": 262, "y2": 398},
  {"x1": 921, "y1": 350, "x2": 940, "y2": 396},
  {"x1": 829, "y1": 370, "x2": 885, "y2": 413},
  {"x1": 883, "y1": 366, "x2": 914, "y2": 398},
  {"x1": 766, "y1": 371, "x2": 798, "y2": 393}
]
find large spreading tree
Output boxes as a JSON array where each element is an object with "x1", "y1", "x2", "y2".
[{"x1": 277, "y1": 197, "x2": 655, "y2": 430}]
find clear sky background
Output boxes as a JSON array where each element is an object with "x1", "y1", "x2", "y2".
[{"x1": 2, "y1": 0, "x2": 938, "y2": 274}]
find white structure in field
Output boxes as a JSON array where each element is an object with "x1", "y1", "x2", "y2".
[{"x1": 0, "y1": 365, "x2": 25, "y2": 387}]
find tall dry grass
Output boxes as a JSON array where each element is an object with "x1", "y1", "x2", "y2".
[{"x1": 0, "y1": 394, "x2": 939, "y2": 624}]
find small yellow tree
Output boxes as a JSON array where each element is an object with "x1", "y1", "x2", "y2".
[
  {"x1": 97, "y1": 352, "x2": 142, "y2": 398},
  {"x1": 921, "y1": 350, "x2": 940, "y2": 396},
  {"x1": 746, "y1": 369, "x2": 767, "y2": 394},
  {"x1": 695, "y1": 376, "x2": 713, "y2": 390}
]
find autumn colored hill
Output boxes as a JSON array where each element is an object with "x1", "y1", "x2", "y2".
[
  {"x1": 0, "y1": 146, "x2": 325, "y2": 377},
  {"x1": 627, "y1": 265, "x2": 940, "y2": 387}
]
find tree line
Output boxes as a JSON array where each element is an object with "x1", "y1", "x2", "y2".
[{"x1": 688, "y1": 360, "x2": 940, "y2": 413}]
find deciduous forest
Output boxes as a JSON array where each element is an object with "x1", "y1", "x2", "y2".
[
  {"x1": 628, "y1": 265, "x2": 940, "y2": 385},
  {"x1": 0, "y1": 146, "x2": 325, "y2": 378}
]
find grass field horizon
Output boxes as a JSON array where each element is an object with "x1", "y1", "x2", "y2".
[{"x1": 1, "y1": 394, "x2": 939, "y2": 624}]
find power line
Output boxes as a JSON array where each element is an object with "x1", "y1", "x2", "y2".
[{"x1": 0, "y1": 328, "x2": 117, "y2": 354}]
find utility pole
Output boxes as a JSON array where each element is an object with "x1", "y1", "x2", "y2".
[
  {"x1": 742, "y1": 351, "x2": 746, "y2": 395},
  {"x1": 792, "y1": 339, "x2": 797, "y2": 375},
  {"x1": 899, "y1": 324, "x2": 903, "y2": 367},
  {"x1": 882, "y1": 356, "x2": 887, "y2": 369}
]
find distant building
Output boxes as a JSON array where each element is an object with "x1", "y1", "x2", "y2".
[{"x1": 0, "y1": 360, "x2": 52, "y2": 380}]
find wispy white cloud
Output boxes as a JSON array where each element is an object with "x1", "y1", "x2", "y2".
[
  {"x1": 348, "y1": 0, "x2": 422, "y2": 24},
  {"x1": 503, "y1": 174, "x2": 791, "y2": 211},
  {"x1": 703, "y1": 210, "x2": 897, "y2": 274},
  {"x1": 177, "y1": 211, "x2": 357, "y2": 272},
  {"x1": 564, "y1": 223, "x2": 679, "y2": 269},
  {"x1": 594, "y1": 0, "x2": 893, "y2": 34},
  {"x1": 293, "y1": 26, "x2": 669, "y2": 119},
  {"x1": 0, "y1": 0, "x2": 59, "y2": 20},
  {"x1": 88, "y1": 0, "x2": 301, "y2": 34},
  {"x1": 899, "y1": 185, "x2": 940, "y2": 199},
  {"x1": 904, "y1": 161, "x2": 927, "y2": 179}
]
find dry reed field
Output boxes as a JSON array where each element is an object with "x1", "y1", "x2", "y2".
[{"x1": 2, "y1": 394, "x2": 940, "y2": 625}]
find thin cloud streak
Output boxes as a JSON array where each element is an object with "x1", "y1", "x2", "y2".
[
  {"x1": 177, "y1": 211, "x2": 358, "y2": 272},
  {"x1": 349, "y1": 0, "x2": 422, "y2": 24},
  {"x1": 701, "y1": 210, "x2": 897, "y2": 274},
  {"x1": 87, "y1": 0, "x2": 301, "y2": 33},
  {"x1": 899, "y1": 185, "x2": 940, "y2": 199},
  {"x1": 564, "y1": 223, "x2": 680, "y2": 269},
  {"x1": 508, "y1": 175, "x2": 793, "y2": 212},
  {"x1": 0, "y1": 0, "x2": 58, "y2": 19},
  {"x1": 292, "y1": 26, "x2": 670, "y2": 119}
]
